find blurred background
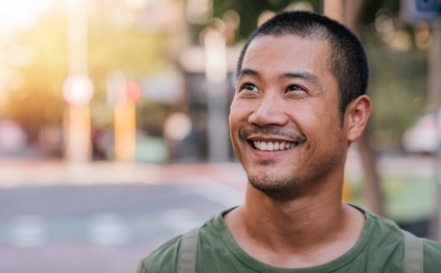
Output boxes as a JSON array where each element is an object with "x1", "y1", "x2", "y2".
[{"x1": 0, "y1": 0, "x2": 440, "y2": 272}]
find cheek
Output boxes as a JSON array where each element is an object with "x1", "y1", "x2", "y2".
[
  {"x1": 289, "y1": 102, "x2": 341, "y2": 144},
  {"x1": 228, "y1": 106, "x2": 239, "y2": 133},
  {"x1": 229, "y1": 102, "x2": 245, "y2": 140},
  {"x1": 229, "y1": 99, "x2": 252, "y2": 125}
]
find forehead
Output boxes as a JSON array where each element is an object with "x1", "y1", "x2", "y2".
[{"x1": 241, "y1": 34, "x2": 332, "y2": 76}]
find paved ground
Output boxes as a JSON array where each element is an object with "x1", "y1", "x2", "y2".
[
  {"x1": 0, "y1": 162, "x2": 247, "y2": 273},
  {"x1": 0, "y1": 155, "x2": 437, "y2": 273},
  {"x1": 0, "y1": 161, "x2": 248, "y2": 187},
  {"x1": 0, "y1": 182, "x2": 246, "y2": 273}
]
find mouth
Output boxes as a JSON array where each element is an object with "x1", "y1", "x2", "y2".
[
  {"x1": 248, "y1": 140, "x2": 299, "y2": 151},
  {"x1": 239, "y1": 127, "x2": 306, "y2": 154}
]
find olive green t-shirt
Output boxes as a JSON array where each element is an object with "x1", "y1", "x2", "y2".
[{"x1": 137, "y1": 206, "x2": 441, "y2": 273}]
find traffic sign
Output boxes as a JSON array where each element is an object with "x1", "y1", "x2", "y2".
[
  {"x1": 402, "y1": 0, "x2": 441, "y2": 23},
  {"x1": 416, "y1": 0, "x2": 441, "y2": 12}
]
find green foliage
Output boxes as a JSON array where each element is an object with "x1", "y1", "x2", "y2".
[
  {"x1": 362, "y1": 25, "x2": 428, "y2": 151},
  {"x1": 359, "y1": 0, "x2": 400, "y2": 25},
  {"x1": 209, "y1": 0, "x2": 322, "y2": 41},
  {"x1": 88, "y1": 9, "x2": 170, "y2": 81},
  {"x1": 368, "y1": 45, "x2": 427, "y2": 129}
]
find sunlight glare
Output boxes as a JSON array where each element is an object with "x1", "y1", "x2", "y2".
[{"x1": 0, "y1": 0, "x2": 54, "y2": 38}]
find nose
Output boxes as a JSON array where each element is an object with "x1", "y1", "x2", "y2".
[{"x1": 248, "y1": 92, "x2": 289, "y2": 127}]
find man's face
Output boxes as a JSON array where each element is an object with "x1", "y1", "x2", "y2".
[{"x1": 229, "y1": 34, "x2": 348, "y2": 199}]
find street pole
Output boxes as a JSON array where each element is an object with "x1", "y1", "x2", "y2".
[
  {"x1": 62, "y1": 0, "x2": 94, "y2": 164},
  {"x1": 324, "y1": 0, "x2": 343, "y2": 22},
  {"x1": 428, "y1": 18, "x2": 441, "y2": 241},
  {"x1": 204, "y1": 28, "x2": 229, "y2": 163},
  {"x1": 428, "y1": 19, "x2": 441, "y2": 111},
  {"x1": 114, "y1": 81, "x2": 140, "y2": 162},
  {"x1": 67, "y1": 0, "x2": 88, "y2": 76}
]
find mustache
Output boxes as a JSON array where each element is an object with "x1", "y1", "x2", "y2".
[{"x1": 239, "y1": 125, "x2": 306, "y2": 143}]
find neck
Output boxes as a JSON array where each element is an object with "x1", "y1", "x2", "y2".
[
  {"x1": 244, "y1": 179, "x2": 346, "y2": 250},
  {"x1": 223, "y1": 173, "x2": 365, "y2": 268}
]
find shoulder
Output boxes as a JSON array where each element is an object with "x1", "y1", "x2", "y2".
[
  {"x1": 136, "y1": 209, "x2": 226, "y2": 273},
  {"x1": 360, "y1": 206, "x2": 405, "y2": 243},
  {"x1": 423, "y1": 238, "x2": 441, "y2": 272},
  {"x1": 364, "y1": 208, "x2": 441, "y2": 271},
  {"x1": 138, "y1": 235, "x2": 182, "y2": 273}
]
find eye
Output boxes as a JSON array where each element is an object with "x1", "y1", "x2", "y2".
[
  {"x1": 241, "y1": 83, "x2": 259, "y2": 93},
  {"x1": 286, "y1": 85, "x2": 306, "y2": 93}
]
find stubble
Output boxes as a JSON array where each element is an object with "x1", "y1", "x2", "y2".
[{"x1": 242, "y1": 126, "x2": 346, "y2": 202}]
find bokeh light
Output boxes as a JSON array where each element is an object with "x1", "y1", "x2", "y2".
[
  {"x1": 62, "y1": 75, "x2": 94, "y2": 106},
  {"x1": 164, "y1": 113, "x2": 192, "y2": 141},
  {"x1": 119, "y1": 81, "x2": 141, "y2": 103}
]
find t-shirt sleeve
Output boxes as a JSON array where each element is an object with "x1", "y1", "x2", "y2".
[
  {"x1": 423, "y1": 239, "x2": 441, "y2": 272},
  {"x1": 135, "y1": 261, "x2": 149, "y2": 273},
  {"x1": 138, "y1": 235, "x2": 182, "y2": 273}
]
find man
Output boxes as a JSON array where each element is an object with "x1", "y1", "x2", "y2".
[{"x1": 136, "y1": 11, "x2": 441, "y2": 272}]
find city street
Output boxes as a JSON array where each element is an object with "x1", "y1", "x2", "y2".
[
  {"x1": 0, "y1": 155, "x2": 436, "y2": 272},
  {"x1": 0, "y1": 162, "x2": 247, "y2": 273}
]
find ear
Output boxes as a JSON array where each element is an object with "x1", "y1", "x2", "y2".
[{"x1": 345, "y1": 95, "x2": 372, "y2": 143}]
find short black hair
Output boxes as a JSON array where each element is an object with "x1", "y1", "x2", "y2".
[{"x1": 236, "y1": 11, "x2": 369, "y2": 122}]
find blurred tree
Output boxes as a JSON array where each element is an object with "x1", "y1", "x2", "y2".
[
  {"x1": 354, "y1": 0, "x2": 428, "y2": 152},
  {"x1": 3, "y1": 10, "x2": 68, "y2": 140},
  {"x1": 366, "y1": 43, "x2": 428, "y2": 152},
  {"x1": 2, "y1": 0, "x2": 429, "y2": 161},
  {"x1": 3, "y1": 1, "x2": 174, "y2": 142},
  {"x1": 87, "y1": 3, "x2": 172, "y2": 132},
  {"x1": 188, "y1": 0, "x2": 322, "y2": 42}
]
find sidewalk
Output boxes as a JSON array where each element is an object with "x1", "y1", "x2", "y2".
[
  {"x1": 0, "y1": 160, "x2": 248, "y2": 188},
  {"x1": 0, "y1": 155, "x2": 435, "y2": 188}
]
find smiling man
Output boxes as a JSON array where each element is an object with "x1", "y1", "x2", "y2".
[{"x1": 136, "y1": 11, "x2": 441, "y2": 273}]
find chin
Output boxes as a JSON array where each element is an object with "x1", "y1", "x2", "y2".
[{"x1": 247, "y1": 171, "x2": 307, "y2": 201}]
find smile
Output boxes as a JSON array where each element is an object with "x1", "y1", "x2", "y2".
[{"x1": 252, "y1": 141, "x2": 298, "y2": 151}]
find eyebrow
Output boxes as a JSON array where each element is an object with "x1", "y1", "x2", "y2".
[
  {"x1": 238, "y1": 68, "x2": 260, "y2": 77},
  {"x1": 238, "y1": 69, "x2": 320, "y2": 86},
  {"x1": 279, "y1": 72, "x2": 320, "y2": 85}
]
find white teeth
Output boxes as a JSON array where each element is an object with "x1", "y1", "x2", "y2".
[
  {"x1": 280, "y1": 142, "x2": 285, "y2": 150},
  {"x1": 253, "y1": 141, "x2": 296, "y2": 151},
  {"x1": 267, "y1": 142, "x2": 273, "y2": 151}
]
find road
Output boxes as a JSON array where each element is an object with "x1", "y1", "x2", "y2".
[
  {"x1": 0, "y1": 162, "x2": 247, "y2": 273},
  {"x1": 0, "y1": 155, "x2": 435, "y2": 273}
]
